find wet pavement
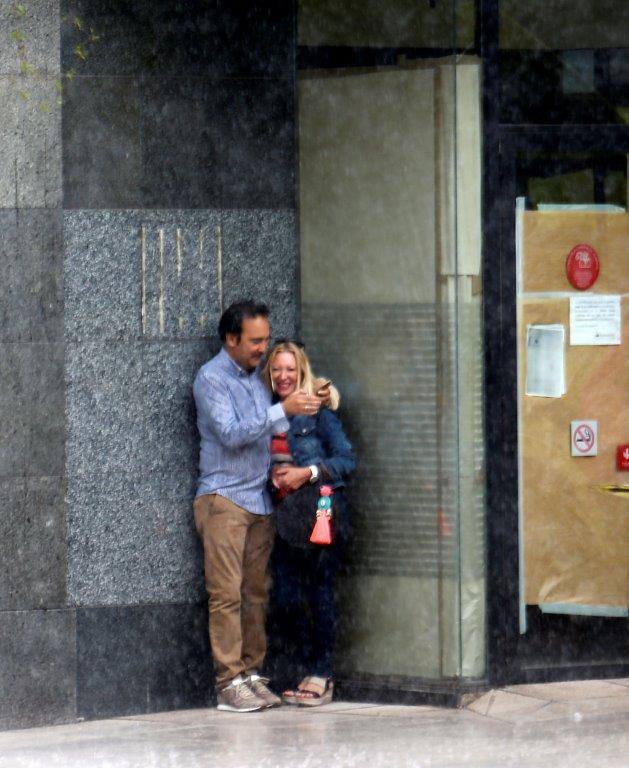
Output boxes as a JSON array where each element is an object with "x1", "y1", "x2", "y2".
[{"x1": 0, "y1": 679, "x2": 627, "y2": 767}]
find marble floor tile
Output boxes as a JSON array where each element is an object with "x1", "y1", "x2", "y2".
[
  {"x1": 504, "y1": 680, "x2": 629, "y2": 702},
  {"x1": 0, "y1": 681, "x2": 627, "y2": 768},
  {"x1": 346, "y1": 704, "x2": 443, "y2": 717},
  {"x1": 467, "y1": 689, "x2": 549, "y2": 718}
]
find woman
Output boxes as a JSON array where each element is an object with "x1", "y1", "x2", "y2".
[{"x1": 262, "y1": 341, "x2": 355, "y2": 706}]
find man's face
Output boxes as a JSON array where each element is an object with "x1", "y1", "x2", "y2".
[{"x1": 225, "y1": 316, "x2": 270, "y2": 372}]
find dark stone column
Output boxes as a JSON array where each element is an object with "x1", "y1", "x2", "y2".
[
  {"x1": 0, "y1": 0, "x2": 298, "y2": 728},
  {"x1": 60, "y1": 0, "x2": 298, "y2": 721},
  {"x1": 0, "y1": 0, "x2": 70, "y2": 729}
]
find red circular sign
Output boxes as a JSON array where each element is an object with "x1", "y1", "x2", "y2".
[
  {"x1": 565, "y1": 244, "x2": 600, "y2": 290},
  {"x1": 573, "y1": 424, "x2": 595, "y2": 453}
]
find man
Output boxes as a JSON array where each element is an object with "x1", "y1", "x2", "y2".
[{"x1": 193, "y1": 300, "x2": 322, "y2": 712}]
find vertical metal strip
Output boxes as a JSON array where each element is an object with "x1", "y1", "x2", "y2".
[{"x1": 515, "y1": 197, "x2": 527, "y2": 636}]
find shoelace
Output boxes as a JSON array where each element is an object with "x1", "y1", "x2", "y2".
[{"x1": 235, "y1": 682, "x2": 258, "y2": 700}]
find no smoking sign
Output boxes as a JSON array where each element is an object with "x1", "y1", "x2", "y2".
[{"x1": 571, "y1": 420, "x2": 598, "y2": 457}]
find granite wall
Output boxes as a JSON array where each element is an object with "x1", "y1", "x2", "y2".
[{"x1": 0, "y1": 0, "x2": 298, "y2": 729}]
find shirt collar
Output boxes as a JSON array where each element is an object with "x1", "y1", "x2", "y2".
[{"x1": 218, "y1": 347, "x2": 258, "y2": 378}]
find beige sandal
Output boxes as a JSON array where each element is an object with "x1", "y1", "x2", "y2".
[
  {"x1": 293, "y1": 676, "x2": 334, "y2": 707},
  {"x1": 282, "y1": 677, "x2": 311, "y2": 705}
]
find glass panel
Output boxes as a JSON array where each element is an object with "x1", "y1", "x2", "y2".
[
  {"x1": 297, "y1": 0, "x2": 485, "y2": 681},
  {"x1": 516, "y1": 152, "x2": 628, "y2": 208},
  {"x1": 514, "y1": 151, "x2": 629, "y2": 664},
  {"x1": 438, "y1": 61, "x2": 486, "y2": 679},
  {"x1": 499, "y1": 0, "x2": 629, "y2": 124}
]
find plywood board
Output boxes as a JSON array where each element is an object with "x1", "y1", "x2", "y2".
[
  {"x1": 519, "y1": 212, "x2": 629, "y2": 608},
  {"x1": 522, "y1": 212, "x2": 629, "y2": 294}
]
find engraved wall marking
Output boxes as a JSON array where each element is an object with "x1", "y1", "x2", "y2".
[
  {"x1": 159, "y1": 228, "x2": 165, "y2": 335},
  {"x1": 176, "y1": 227, "x2": 182, "y2": 278},
  {"x1": 216, "y1": 224, "x2": 223, "y2": 315},
  {"x1": 141, "y1": 225, "x2": 147, "y2": 334},
  {"x1": 140, "y1": 221, "x2": 222, "y2": 337}
]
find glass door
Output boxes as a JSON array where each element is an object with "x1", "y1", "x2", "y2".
[
  {"x1": 296, "y1": 1, "x2": 487, "y2": 691},
  {"x1": 493, "y1": 133, "x2": 629, "y2": 681}
]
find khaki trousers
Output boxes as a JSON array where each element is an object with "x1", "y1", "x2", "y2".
[{"x1": 193, "y1": 493, "x2": 274, "y2": 689}]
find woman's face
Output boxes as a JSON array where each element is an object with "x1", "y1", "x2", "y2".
[{"x1": 270, "y1": 351, "x2": 298, "y2": 400}]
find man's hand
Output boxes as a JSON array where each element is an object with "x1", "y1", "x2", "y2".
[
  {"x1": 282, "y1": 389, "x2": 321, "y2": 417},
  {"x1": 273, "y1": 465, "x2": 312, "y2": 492}
]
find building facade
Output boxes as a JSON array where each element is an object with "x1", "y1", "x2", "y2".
[{"x1": 0, "y1": 0, "x2": 627, "y2": 729}]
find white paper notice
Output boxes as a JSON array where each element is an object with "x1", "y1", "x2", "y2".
[
  {"x1": 526, "y1": 324, "x2": 566, "y2": 398},
  {"x1": 570, "y1": 295, "x2": 621, "y2": 345}
]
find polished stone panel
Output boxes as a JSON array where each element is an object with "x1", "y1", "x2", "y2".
[
  {"x1": 142, "y1": 340, "x2": 210, "y2": 475},
  {"x1": 28, "y1": 343, "x2": 66, "y2": 476},
  {"x1": 18, "y1": 78, "x2": 62, "y2": 208},
  {"x1": 0, "y1": 209, "x2": 63, "y2": 342},
  {"x1": 61, "y1": 0, "x2": 144, "y2": 77},
  {"x1": 76, "y1": 603, "x2": 211, "y2": 719},
  {"x1": 0, "y1": 346, "x2": 28, "y2": 475},
  {"x1": 139, "y1": 213, "x2": 221, "y2": 339},
  {"x1": 0, "y1": 77, "x2": 62, "y2": 208},
  {"x1": 221, "y1": 209, "x2": 298, "y2": 340},
  {"x1": 67, "y1": 472, "x2": 203, "y2": 605},
  {"x1": 63, "y1": 209, "x2": 295, "y2": 342},
  {"x1": 143, "y1": 603, "x2": 212, "y2": 713},
  {"x1": 76, "y1": 605, "x2": 149, "y2": 718},
  {"x1": 60, "y1": 70, "x2": 291, "y2": 211},
  {"x1": 212, "y1": 79, "x2": 295, "y2": 209},
  {"x1": 0, "y1": 78, "x2": 18, "y2": 207},
  {"x1": 65, "y1": 340, "x2": 144, "y2": 476},
  {"x1": 0, "y1": 0, "x2": 60, "y2": 76},
  {"x1": 0, "y1": 476, "x2": 66, "y2": 610},
  {"x1": 0, "y1": 342, "x2": 65, "y2": 477},
  {"x1": 61, "y1": 0, "x2": 294, "y2": 78},
  {"x1": 63, "y1": 208, "x2": 298, "y2": 608},
  {"x1": 64, "y1": 210, "x2": 222, "y2": 341},
  {"x1": 64, "y1": 211, "x2": 142, "y2": 340},
  {"x1": 134, "y1": 77, "x2": 217, "y2": 209},
  {"x1": 0, "y1": 609, "x2": 76, "y2": 730},
  {"x1": 62, "y1": 76, "x2": 142, "y2": 208},
  {"x1": 141, "y1": 77, "x2": 294, "y2": 209}
]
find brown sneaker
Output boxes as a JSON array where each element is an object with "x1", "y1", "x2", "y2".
[
  {"x1": 247, "y1": 674, "x2": 282, "y2": 708},
  {"x1": 217, "y1": 676, "x2": 266, "y2": 712}
]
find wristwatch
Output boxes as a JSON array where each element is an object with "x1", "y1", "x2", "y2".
[{"x1": 308, "y1": 464, "x2": 320, "y2": 484}]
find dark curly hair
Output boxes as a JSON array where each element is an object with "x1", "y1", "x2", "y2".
[{"x1": 218, "y1": 299, "x2": 270, "y2": 342}]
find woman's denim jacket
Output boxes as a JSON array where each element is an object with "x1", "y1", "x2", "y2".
[{"x1": 286, "y1": 408, "x2": 355, "y2": 490}]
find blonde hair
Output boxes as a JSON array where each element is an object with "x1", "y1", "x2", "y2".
[{"x1": 262, "y1": 341, "x2": 340, "y2": 411}]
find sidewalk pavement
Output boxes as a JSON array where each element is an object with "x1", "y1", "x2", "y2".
[{"x1": 0, "y1": 679, "x2": 627, "y2": 768}]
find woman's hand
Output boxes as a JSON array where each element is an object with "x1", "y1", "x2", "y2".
[{"x1": 273, "y1": 465, "x2": 312, "y2": 492}]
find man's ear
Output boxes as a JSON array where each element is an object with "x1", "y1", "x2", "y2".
[{"x1": 225, "y1": 333, "x2": 240, "y2": 348}]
